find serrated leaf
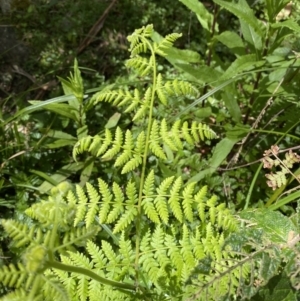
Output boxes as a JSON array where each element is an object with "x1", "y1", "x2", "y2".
[
  {"x1": 179, "y1": 0, "x2": 214, "y2": 31},
  {"x1": 240, "y1": 209, "x2": 298, "y2": 244}
]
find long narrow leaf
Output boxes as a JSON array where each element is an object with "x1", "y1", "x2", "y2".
[{"x1": 3, "y1": 94, "x2": 77, "y2": 126}]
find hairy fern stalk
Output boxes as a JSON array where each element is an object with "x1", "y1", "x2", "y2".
[{"x1": 0, "y1": 25, "x2": 239, "y2": 301}]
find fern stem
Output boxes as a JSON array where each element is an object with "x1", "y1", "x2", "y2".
[
  {"x1": 47, "y1": 260, "x2": 140, "y2": 291},
  {"x1": 134, "y1": 37, "x2": 157, "y2": 279}
]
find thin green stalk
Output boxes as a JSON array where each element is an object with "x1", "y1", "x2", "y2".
[
  {"x1": 48, "y1": 260, "x2": 139, "y2": 291},
  {"x1": 134, "y1": 37, "x2": 157, "y2": 280}
]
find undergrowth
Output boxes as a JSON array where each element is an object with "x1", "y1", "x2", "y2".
[{"x1": 1, "y1": 0, "x2": 300, "y2": 300}]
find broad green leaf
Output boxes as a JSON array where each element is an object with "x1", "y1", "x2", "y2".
[
  {"x1": 28, "y1": 101, "x2": 78, "y2": 121},
  {"x1": 3, "y1": 94, "x2": 77, "y2": 126},
  {"x1": 220, "y1": 54, "x2": 264, "y2": 81},
  {"x1": 30, "y1": 170, "x2": 59, "y2": 186},
  {"x1": 46, "y1": 139, "x2": 75, "y2": 148},
  {"x1": 225, "y1": 123, "x2": 250, "y2": 139},
  {"x1": 105, "y1": 112, "x2": 121, "y2": 129},
  {"x1": 214, "y1": 31, "x2": 245, "y2": 57},
  {"x1": 38, "y1": 162, "x2": 85, "y2": 194},
  {"x1": 188, "y1": 137, "x2": 239, "y2": 183},
  {"x1": 43, "y1": 130, "x2": 76, "y2": 140},
  {"x1": 271, "y1": 19, "x2": 300, "y2": 33},
  {"x1": 240, "y1": 19, "x2": 263, "y2": 54},
  {"x1": 240, "y1": 209, "x2": 298, "y2": 244},
  {"x1": 222, "y1": 84, "x2": 241, "y2": 122},
  {"x1": 251, "y1": 273, "x2": 297, "y2": 301},
  {"x1": 174, "y1": 63, "x2": 222, "y2": 84},
  {"x1": 77, "y1": 125, "x2": 88, "y2": 139},
  {"x1": 213, "y1": 0, "x2": 264, "y2": 36},
  {"x1": 80, "y1": 157, "x2": 94, "y2": 186},
  {"x1": 179, "y1": 0, "x2": 214, "y2": 31},
  {"x1": 209, "y1": 137, "x2": 239, "y2": 170}
]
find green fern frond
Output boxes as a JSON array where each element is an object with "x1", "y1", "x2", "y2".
[
  {"x1": 154, "y1": 33, "x2": 182, "y2": 56},
  {"x1": 0, "y1": 263, "x2": 31, "y2": 288},
  {"x1": 160, "y1": 118, "x2": 178, "y2": 151},
  {"x1": 1, "y1": 220, "x2": 29, "y2": 248},
  {"x1": 113, "y1": 182, "x2": 138, "y2": 233},
  {"x1": 127, "y1": 24, "x2": 154, "y2": 54},
  {"x1": 169, "y1": 177, "x2": 183, "y2": 222},
  {"x1": 182, "y1": 182, "x2": 196, "y2": 223},
  {"x1": 132, "y1": 87, "x2": 151, "y2": 121},
  {"x1": 142, "y1": 196, "x2": 160, "y2": 223},
  {"x1": 98, "y1": 179, "x2": 113, "y2": 223},
  {"x1": 73, "y1": 135, "x2": 92, "y2": 160},
  {"x1": 149, "y1": 120, "x2": 167, "y2": 160},
  {"x1": 114, "y1": 130, "x2": 134, "y2": 168},
  {"x1": 164, "y1": 79, "x2": 198, "y2": 98},
  {"x1": 0, "y1": 288, "x2": 39, "y2": 301},
  {"x1": 106, "y1": 183, "x2": 125, "y2": 224},
  {"x1": 102, "y1": 127, "x2": 123, "y2": 160},
  {"x1": 85, "y1": 183, "x2": 100, "y2": 228},
  {"x1": 126, "y1": 56, "x2": 153, "y2": 76},
  {"x1": 61, "y1": 226, "x2": 100, "y2": 249},
  {"x1": 122, "y1": 88, "x2": 141, "y2": 112},
  {"x1": 154, "y1": 176, "x2": 174, "y2": 224},
  {"x1": 73, "y1": 185, "x2": 88, "y2": 227},
  {"x1": 156, "y1": 73, "x2": 167, "y2": 105},
  {"x1": 86, "y1": 240, "x2": 107, "y2": 270},
  {"x1": 97, "y1": 129, "x2": 113, "y2": 156},
  {"x1": 118, "y1": 234, "x2": 135, "y2": 277},
  {"x1": 42, "y1": 277, "x2": 69, "y2": 301}
]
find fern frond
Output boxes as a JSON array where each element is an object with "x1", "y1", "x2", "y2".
[
  {"x1": 49, "y1": 268, "x2": 76, "y2": 301},
  {"x1": 1, "y1": 220, "x2": 36, "y2": 248},
  {"x1": 73, "y1": 185, "x2": 88, "y2": 227},
  {"x1": 73, "y1": 136, "x2": 92, "y2": 161},
  {"x1": 154, "y1": 33, "x2": 182, "y2": 56},
  {"x1": 132, "y1": 87, "x2": 151, "y2": 121},
  {"x1": 106, "y1": 183, "x2": 124, "y2": 224},
  {"x1": 171, "y1": 120, "x2": 183, "y2": 149},
  {"x1": 113, "y1": 206, "x2": 137, "y2": 234},
  {"x1": 154, "y1": 176, "x2": 174, "y2": 224},
  {"x1": 93, "y1": 130, "x2": 112, "y2": 157},
  {"x1": 160, "y1": 118, "x2": 178, "y2": 151},
  {"x1": 85, "y1": 183, "x2": 100, "y2": 228},
  {"x1": 127, "y1": 24, "x2": 154, "y2": 54},
  {"x1": 149, "y1": 120, "x2": 167, "y2": 160},
  {"x1": 156, "y1": 73, "x2": 167, "y2": 105},
  {"x1": 122, "y1": 88, "x2": 141, "y2": 112},
  {"x1": 113, "y1": 182, "x2": 138, "y2": 233},
  {"x1": 180, "y1": 225, "x2": 196, "y2": 272},
  {"x1": 118, "y1": 233, "x2": 135, "y2": 277},
  {"x1": 88, "y1": 135, "x2": 102, "y2": 156},
  {"x1": 114, "y1": 130, "x2": 134, "y2": 168},
  {"x1": 98, "y1": 179, "x2": 113, "y2": 223},
  {"x1": 42, "y1": 277, "x2": 69, "y2": 301},
  {"x1": 101, "y1": 240, "x2": 121, "y2": 276},
  {"x1": 0, "y1": 288, "x2": 38, "y2": 301},
  {"x1": 142, "y1": 196, "x2": 160, "y2": 223},
  {"x1": 126, "y1": 56, "x2": 153, "y2": 76},
  {"x1": 164, "y1": 79, "x2": 198, "y2": 98},
  {"x1": 102, "y1": 127, "x2": 123, "y2": 160},
  {"x1": 169, "y1": 177, "x2": 183, "y2": 222},
  {"x1": 61, "y1": 226, "x2": 100, "y2": 249},
  {"x1": 182, "y1": 182, "x2": 196, "y2": 223},
  {"x1": 0, "y1": 263, "x2": 30, "y2": 288},
  {"x1": 67, "y1": 252, "x2": 92, "y2": 301}
]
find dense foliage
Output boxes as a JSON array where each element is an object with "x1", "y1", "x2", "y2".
[{"x1": 1, "y1": 0, "x2": 300, "y2": 300}]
